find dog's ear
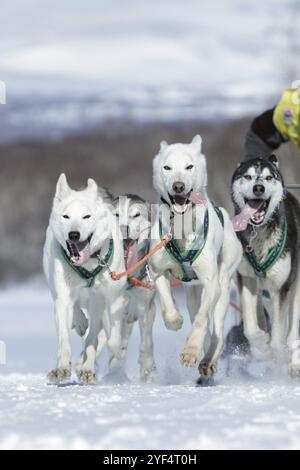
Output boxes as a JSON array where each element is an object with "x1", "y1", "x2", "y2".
[
  {"x1": 268, "y1": 154, "x2": 279, "y2": 168},
  {"x1": 54, "y1": 173, "x2": 71, "y2": 202},
  {"x1": 160, "y1": 140, "x2": 168, "y2": 152},
  {"x1": 87, "y1": 178, "x2": 98, "y2": 199},
  {"x1": 190, "y1": 134, "x2": 202, "y2": 152}
]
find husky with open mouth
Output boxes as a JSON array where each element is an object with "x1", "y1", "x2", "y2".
[
  {"x1": 112, "y1": 194, "x2": 158, "y2": 381},
  {"x1": 43, "y1": 174, "x2": 127, "y2": 384},
  {"x1": 231, "y1": 155, "x2": 300, "y2": 376},
  {"x1": 77, "y1": 194, "x2": 158, "y2": 382},
  {"x1": 149, "y1": 135, "x2": 242, "y2": 383}
]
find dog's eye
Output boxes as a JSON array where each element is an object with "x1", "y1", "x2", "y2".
[
  {"x1": 244, "y1": 175, "x2": 252, "y2": 181},
  {"x1": 83, "y1": 215, "x2": 91, "y2": 219},
  {"x1": 266, "y1": 175, "x2": 273, "y2": 181},
  {"x1": 115, "y1": 213, "x2": 119, "y2": 217},
  {"x1": 62, "y1": 215, "x2": 70, "y2": 219},
  {"x1": 163, "y1": 165, "x2": 171, "y2": 171},
  {"x1": 185, "y1": 164, "x2": 194, "y2": 170},
  {"x1": 133, "y1": 212, "x2": 140, "y2": 218}
]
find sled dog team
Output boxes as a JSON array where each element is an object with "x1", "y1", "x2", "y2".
[{"x1": 44, "y1": 134, "x2": 300, "y2": 385}]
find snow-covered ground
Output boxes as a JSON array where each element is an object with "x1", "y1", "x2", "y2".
[
  {"x1": 1, "y1": 282, "x2": 300, "y2": 450},
  {"x1": 0, "y1": 0, "x2": 300, "y2": 140}
]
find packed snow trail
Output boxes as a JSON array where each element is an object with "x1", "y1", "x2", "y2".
[{"x1": 1, "y1": 284, "x2": 300, "y2": 450}]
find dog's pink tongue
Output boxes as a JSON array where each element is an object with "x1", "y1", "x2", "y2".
[
  {"x1": 188, "y1": 191, "x2": 206, "y2": 205},
  {"x1": 232, "y1": 202, "x2": 262, "y2": 232},
  {"x1": 72, "y1": 242, "x2": 91, "y2": 266},
  {"x1": 126, "y1": 241, "x2": 139, "y2": 269}
]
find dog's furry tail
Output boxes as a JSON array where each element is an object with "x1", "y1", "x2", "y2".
[{"x1": 72, "y1": 302, "x2": 89, "y2": 337}]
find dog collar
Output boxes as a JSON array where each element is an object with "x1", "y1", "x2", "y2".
[{"x1": 61, "y1": 238, "x2": 114, "y2": 287}]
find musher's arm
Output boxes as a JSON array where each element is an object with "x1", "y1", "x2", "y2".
[{"x1": 244, "y1": 107, "x2": 287, "y2": 161}]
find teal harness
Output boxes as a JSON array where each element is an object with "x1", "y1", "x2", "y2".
[
  {"x1": 238, "y1": 221, "x2": 288, "y2": 278},
  {"x1": 159, "y1": 206, "x2": 224, "y2": 282},
  {"x1": 61, "y1": 239, "x2": 114, "y2": 287}
]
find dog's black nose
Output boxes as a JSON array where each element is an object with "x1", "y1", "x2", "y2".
[
  {"x1": 253, "y1": 184, "x2": 265, "y2": 197},
  {"x1": 68, "y1": 231, "x2": 80, "y2": 242},
  {"x1": 172, "y1": 181, "x2": 185, "y2": 194}
]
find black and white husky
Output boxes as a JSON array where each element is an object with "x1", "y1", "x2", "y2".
[{"x1": 231, "y1": 155, "x2": 300, "y2": 376}]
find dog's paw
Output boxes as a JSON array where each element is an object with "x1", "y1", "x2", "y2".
[
  {"x1": 180, "y1": 345, "x2": 199, "y2": 368},
  {"x1": 47, "y1": 367, "x2": 71, "y2": 384},
  {"x1": 140, "y1": 366, "x2": 159, "y2": 383},
  {"x1": 164, "y1": 312, "x2": 183, "y2": 331},
  {"x1": 288, "y1": 361, "x2": 300, "y2": 378},
  {"x1": 199, "y1": 361, "x2": 217, "y2": 378},
  {"x1": 77, "y1": 369, "x2": 97, "y2": 385},
  {"x1": 248, "y1": 331, "x2": 271, "y2": 360}
]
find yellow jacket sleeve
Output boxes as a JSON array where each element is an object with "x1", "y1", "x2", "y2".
[{"x1": 273, "y1": 88, "x2": 300, "y2": 152}]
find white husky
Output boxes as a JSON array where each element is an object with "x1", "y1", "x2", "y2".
[
  {"x1": 149, "y1": 135, "x2": 242, "y2": 382},
  {"x1": 43, "y1": 174, "x2": 127, "y2": 384},
  {"x1": 78, "y1": 194, "x2": 158, "y2": 382}
]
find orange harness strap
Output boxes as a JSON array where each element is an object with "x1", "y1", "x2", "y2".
[
  {"x1": 128, "y1": 276, "x2": 153, "y2": 289},
  {"x1": 111, "y1": 235, "x2": 171, "y2": 281},
  {"x1": 111, "y1": 236, "x2": 243, "y2": 315}
]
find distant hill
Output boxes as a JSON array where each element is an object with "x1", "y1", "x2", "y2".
[{"x1": 1, "y1": 117, "x2": 300, "y2": 283}]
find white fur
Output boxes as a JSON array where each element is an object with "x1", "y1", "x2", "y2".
[
  {"x1": 43, "y1": 174, "x2": 127, "y2": 384},
  {"x1": 153, "y1": 134, "x2": 207, "y2": 207},
  {"x1": 150, "y1": 136, "x2": 242, "y2": 380},
  {"x1": 78, "y1": 196, "x2": 158, "y2": 382}
]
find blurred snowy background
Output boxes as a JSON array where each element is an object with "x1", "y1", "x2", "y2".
[{"x1": 1, "y1": 0, "x2": 300, "y2": 450}]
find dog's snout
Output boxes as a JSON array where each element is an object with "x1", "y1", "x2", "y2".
[
  {"x1": 253, "y1": 184, "x2": 265, "y2": 197},
  {"x1": 172, "y1": 181, "x2": 185, "y2": 194},
  {"x1": 68, "y1": 231, "x2": 80, "y2": 242}
]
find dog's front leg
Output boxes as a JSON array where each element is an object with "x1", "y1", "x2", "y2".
[
  {"x1": 48, "y1": 296, "x2": 74, "y2": 383},
  {"x1": 241, "y1": 275, "x2": 270, "y2": 359},
  {"x1": 287, "y1": 284, "x2": 300, "y2": 377},
  {"x1": 155, "y1": 274, "x2": 183, "y2": 331},
  {"x1": 138, "y1": 297, "x2": 158, "y2": 382},
  {"x1": 106, "y1": 292, "x2": 129, "y2": 372},
  {"x1": 270, "y1": 292, "x2": 288, "y2": 360},
  {"x1": 76, "y1": 292, "x2": 104, "y2": 385},
  {"x1": 198, "y1": 272, "x2": 231, "y2": 378},
  {"x1": 181, "y1": 268, "x2": 220, "y2": 368}
]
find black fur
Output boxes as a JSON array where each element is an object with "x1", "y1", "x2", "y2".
[
  {"x1": 112, "y1": 193, "x2": 147, "y2": 206},
  {"x1": 232, "y1": 155, "x2": 283, "y2": 187}
]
